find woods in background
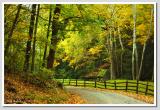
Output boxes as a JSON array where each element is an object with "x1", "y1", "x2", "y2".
[{"x1": 4, "y1": 4, "x2": 154, "y2": 81}]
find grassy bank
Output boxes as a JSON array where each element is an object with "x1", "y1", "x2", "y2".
[
  {"x1": 57, "y1": 79, "x2": 154, "y2": 104},
  {"x1": 57, "y1": 79, "x2": 154, "y2": 96}
]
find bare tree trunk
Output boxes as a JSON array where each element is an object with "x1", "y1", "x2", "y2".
[
  {"x1": 42, "y1": 5, "x2": 52, "y2": 67},
  {"x1": 106, "y1": 35, "x2": 110, "y2": 54},
  {"x1": 118, "y1": 26, "x2": 124, "y2": 76},
  {"x1": 135, "y1": 46, "x2": 139, "y2": 80},
  {"x1": 138, "y1": 6, "x2": 153, "y2": 80},
  {"x1": 132, "y1": 4, "x2": 138, "y2": 80},
  {"x1": 39, "y1": 45, "x2": 42, "y2": 70},
  {"x1": 110, "y1": 30, "x2": 116, "y2": 80},
  {"x1": 5, "y1": 4, "x2": 22, "y2": 55},
  {"x1": 31, "y1": 4, "x2": 40, "y2": 72},
  {"x1": 133, "y1": 5, "x2": 139, "y2": 80},
  {"x1": 24, "y1": 4, "x2": 36, "y2": 72},
  {"x1": 47, "y1": 4, "x2": 61, "y2": 69},
  {"x1": 113, "y1": 29, "x2": 119, "y2": 78}
]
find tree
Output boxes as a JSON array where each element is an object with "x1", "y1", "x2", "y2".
[
  {"x1": 5, "y1": 4, "x2": 22, "y2": 55},
  {"x1": 138, "y1": 6, "x2": 153, "y2": 80},
  {"x1": 31, "y1": 4, "x2": 40, "y2": 72},
  {"x1": 118, "y1": 25, "x2": 124, "y2": 76},
  {"x1": 42, "y1": 5, "x2": 52, "y2": 67},
  {"x1": 24, "y1": 4, "x2": 36, "y2": 72},
  {"x1": 47, "y1": 4, "x2": 61, "y2": 69},
  {"x1": 110, "y1": 29, "x2": 116, "y2": 80},
  {"x1": 4, "y1": 4, "x2": 154, "y2": 81},
  {"x1": 132, "y1": 4, "x2": 139, "y2": 80}
]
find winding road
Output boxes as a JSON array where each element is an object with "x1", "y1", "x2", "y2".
[{"x1": 65, "y1": 86, "x2": 147, "y2": 104}]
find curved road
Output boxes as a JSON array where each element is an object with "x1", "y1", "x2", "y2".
[{"x1": 65, "y1": 86, "x2": 147, "y2": 104}]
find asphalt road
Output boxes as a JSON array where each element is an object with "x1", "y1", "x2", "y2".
[{"x1": 65, "y1": 86, "x2": 147, "y2": 104}]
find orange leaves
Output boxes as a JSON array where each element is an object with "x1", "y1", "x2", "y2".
[
  {"x1": 64, "y1": 93, "x2": 86, "y2": 104},
  {"x1": 4, "y1": 73, "x2": 86, "y2": 104}
]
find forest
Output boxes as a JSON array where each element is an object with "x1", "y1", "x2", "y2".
[{"x1": 4, "y1": 4, "x2": 154, "y2": 104}]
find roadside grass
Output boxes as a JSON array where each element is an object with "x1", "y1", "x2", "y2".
[{"x1": 56, "y1": 79, "x2": 154, "y2": 104}]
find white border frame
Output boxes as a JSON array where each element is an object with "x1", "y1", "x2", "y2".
[{"x1": 1, "y1": 2, "x2": 157, "y2": 107}]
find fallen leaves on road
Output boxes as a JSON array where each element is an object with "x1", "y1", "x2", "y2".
[
  {"x1": 93, "y1": 88, "x2": 154, "y2": 104},
  {"x1": 64, "y1": 93, "x2": 86, "y2": 104}
]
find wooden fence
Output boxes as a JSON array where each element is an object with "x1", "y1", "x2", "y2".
[{"x1": 58, "y1": 79, "x2": 154, "y2": 96}]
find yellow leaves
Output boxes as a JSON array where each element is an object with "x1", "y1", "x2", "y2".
[
  {"x1": 12, "y1": 31, "x2": 28, "y2": 42},
  {"x1": 88, "y1": 45, "x2": 102, "y2": 55},
  {"x1": 136, "y1": 23, "x2": 149, "y2": 45},
  {"x1": 19, "y1": 21, "x2": 29, "y2": 29},
  {"x1": 53, "y1": 60, "x2": 60, "y2": 67},
  {"x1": 127, "y1": 36, "x2": 147, "y2": 46},
  {"x1": 91, "y1": 5, "x2": 109, "y2": 18},
  {"x1": 137, "y1": 36, "x2": 147, "y2": 45},
  {"x1": 137, "y1": 24, "x2": 146, "y2": 33},
  {"x1": 62, "y1": 56, "x2": 69, "y2": 62},
  {"x1": 69, "y1": 59, "x2": 76, "y2": 66},
  {"x1": 127, "y1": 40, "x2": 133, "y2": 46}
]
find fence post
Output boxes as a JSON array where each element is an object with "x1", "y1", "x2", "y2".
[
  {"x1": 76, "y1": 79, "x2": 77, "y2": 86},
  {"x1": 136, "y1": 80, "x2": 139, "y2": 94},
  {"x1": 69, "y1": 79, "x2": 71, "y2": 85},
  {"x1": 114, "y1": 81, "x2": 117, "y2": 90},
  {"x1": 126, "y1": 80, "x2": 128, "y2": 92},
  {"x1": 104, "y1": 80, "x2": 106, "y2": 89},
  {"x1": 95, "y1": 79, "x2": 97, "y2": 88},
  {"x1": 145, "y1": 81, "x2": 149, "y2": 95},
  {"x1": 84, "y1": 79, "x2": 86, "y2": 87}
]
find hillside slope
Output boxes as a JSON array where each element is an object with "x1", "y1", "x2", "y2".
[{"x1": 4, "y1": 73, "x2": 85, "y2": 104}]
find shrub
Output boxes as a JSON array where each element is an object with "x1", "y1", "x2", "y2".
[
  {"x1": 23, "y1": 68, "x2": 57, "y2": 89},
  {"x1": 98, "y1": 68, "x2": 107, "y2": 77},
  {"x1": 39, "y1": 67, "x2": 54, "y2": 80}
]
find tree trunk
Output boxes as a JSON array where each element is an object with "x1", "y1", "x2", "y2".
[
  {"x1": 118, "y1": 26, "x2": 124, "y2": 76},
  {"x1": 24, "y1": 4, "x2": 36, "y2": 72},
  {"x1": 47, "y1": 4, "x2": 61, "y2": 69},
  {"x1": 110, "y1": 30, "x2": 116, "y2": 80},
  {"x1": 113, "y1": 29, "x2": 119, "y2": 78},
  {"x1": 4, "y1": 4, "x2": 11, "y2": 32},
  {"x1": 132, "y1": 4, "x2": 139, "y2": 80},
  {"x1": 31, "y1": 4, "x2": 40, "y2": 72},
  {"x1": 5, "y1": 4, "x2": 22, "y2": 56},
  {"x1": 138, "y1": 6, "x2": 153, "y2": 80},
  {"x1": 135, "y1": 47, "x2": 139, "y2": 80},
  {"x1": 42, "y1": 5, "x2": 52, "y2": 67}
]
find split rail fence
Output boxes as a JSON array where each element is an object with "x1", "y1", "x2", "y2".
[{"x1": 57, "y1": 78, "x2": 154, "y2": 96}]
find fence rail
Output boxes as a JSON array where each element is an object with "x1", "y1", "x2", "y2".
[{"x1": 57, "y1": 79, "x2": 154, "y2": 96}]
